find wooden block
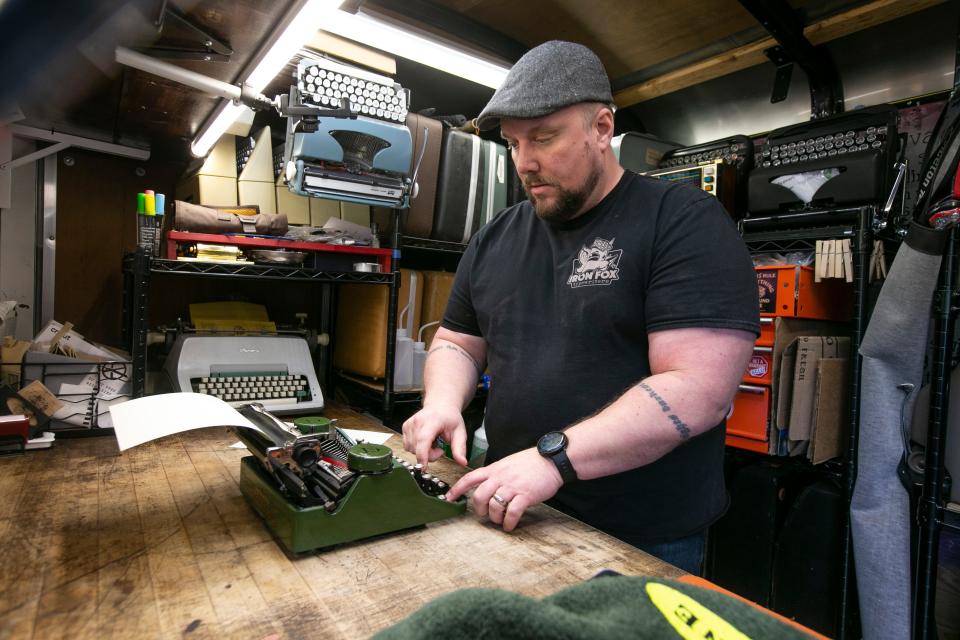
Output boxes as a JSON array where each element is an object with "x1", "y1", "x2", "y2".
[
  {"x1": 815, "y1": 240, "x2": 823, "y2": 282},
  {"x1": 842, "y1": 239, "x2": 854, "y2": 283}
]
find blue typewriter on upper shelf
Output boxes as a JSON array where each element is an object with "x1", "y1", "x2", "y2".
[{"x1": 279, "y1": 57, "x2": 415, "y2": 209}]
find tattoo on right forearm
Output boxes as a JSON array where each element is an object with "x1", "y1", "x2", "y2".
[
  {"x1": 427, "y1": 344, "x2": 481, "y2": 373},
  {"x1": 638, "y1": 381, "x2": 691, "y2": 440}
]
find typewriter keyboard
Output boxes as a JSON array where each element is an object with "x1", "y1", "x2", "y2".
[{"x1": 191, "y1": 373, "x2": 312, "y2": 407}]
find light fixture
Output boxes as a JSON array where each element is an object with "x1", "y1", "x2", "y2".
[
  {"x1": 190, "y1": 0, "x2": 345, "y2": 157},
  {"x1": 318, "y1": 10, "x2": 511, "y2": 90},
  {"x1": 190, "y1": 1, "x2": 512, "y2": 157}
]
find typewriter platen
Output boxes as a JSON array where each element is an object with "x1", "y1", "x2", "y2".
[
  {"x1": 281, "y1": 57, "x2": 415, "y2": 209},
  {"x1": 234, "y1": 403, "x2": 465, "y2": 553}
]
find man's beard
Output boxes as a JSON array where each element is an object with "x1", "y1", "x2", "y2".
[{"x1": 524, "y1": 159, "x2": 603, "y2": 223}]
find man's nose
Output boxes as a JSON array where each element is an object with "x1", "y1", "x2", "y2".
[{"x1": 513, "y1": 143, "x2": 539, "y2": 175}]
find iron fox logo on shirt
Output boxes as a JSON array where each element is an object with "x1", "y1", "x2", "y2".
[{"x1": 568, "y1": 237, "x2": 623, "y2": 288}]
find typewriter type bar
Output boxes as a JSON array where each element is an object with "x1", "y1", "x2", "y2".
[{"x1": 297, "y1": 58, "x2": 409, "y2": 124}]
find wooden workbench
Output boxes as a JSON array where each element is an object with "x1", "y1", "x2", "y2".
[{"x1": 0, "y1": 405, "x2": 681, "y2": 639}]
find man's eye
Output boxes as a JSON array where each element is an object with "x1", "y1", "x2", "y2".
[{"x1": 534, "y1": 136, "x2": 554, "y2": 145}]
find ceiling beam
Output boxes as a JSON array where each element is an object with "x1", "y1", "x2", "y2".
[
  {"x1": 614, "y1": 0, "x2": 945, "y2": 108},
  {"x1": 737, "y1": 0, "x2": 845, "y2": 118}
]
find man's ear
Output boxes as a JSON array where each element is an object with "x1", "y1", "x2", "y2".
[{"x1": 595, "y1": 107, "x2": 615, "y2": 149}]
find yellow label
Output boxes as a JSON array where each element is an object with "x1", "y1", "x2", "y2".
[{"x1": 646, "y1": 582, "x2": 752, "y2": 640}]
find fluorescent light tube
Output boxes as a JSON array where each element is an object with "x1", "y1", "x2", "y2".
[
  {"x1": 191, "y1": 0, "x2": 345, "y2": 157},
  {"x1": 319, "y1": 10, "x2": 510, "y2": 90},
  {"x1": 191, "y1": 102, "x2": 249, "y2": 157}
]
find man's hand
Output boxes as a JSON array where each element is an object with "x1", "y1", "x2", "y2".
[
  {"x1": 445, "y1": 448, "x2": 564, "y2": 532},
  {"x1": 402, "y1": 405, "x2": 469, "y2": 466}
]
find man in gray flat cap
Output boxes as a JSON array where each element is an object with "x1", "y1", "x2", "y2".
[{"x1": 403, "y1": 40, "x2": 759, "y2": 574}]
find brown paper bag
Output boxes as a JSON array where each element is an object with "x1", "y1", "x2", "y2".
[{"x1": 1, "y1": 336, "x2": 31, "y2": 386}]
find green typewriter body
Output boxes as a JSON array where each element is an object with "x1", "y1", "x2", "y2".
[{"x1": 235, "y1": 404, "x2": 465, "y2": 554}]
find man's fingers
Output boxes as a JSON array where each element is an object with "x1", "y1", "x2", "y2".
[
  {"x1": 486, "y1": 488, "x2": 518, "y2": 526},
  {"x1": 502, "y1": 495, "x2": 530, "y2": 532},
  {"x1": 470, "y1": 478, "x2": 500, "y2": 518},
  {"x1": 414, "y1": 433, "x2": 433, "y2": 466},
  {"x1": 445, "y1": 468, "x2": 485, "y2": 503},
  {"x1": 401, "y1": 415, "x2": 418, "y2": 454},
  {"x1": 450, "y1": 426, "x2": 469, "y2": 466}
]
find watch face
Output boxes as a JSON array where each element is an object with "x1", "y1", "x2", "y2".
[{"x1": 539, "y1": 431, "x2": 566, "y2": 455}]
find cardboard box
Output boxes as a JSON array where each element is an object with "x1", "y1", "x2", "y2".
[
  {"x1": 310, "y1": 198, "x2": 341, "y2": 227},
  {"x1": 339, "y1": 201, "x2": 371, "y2": 227},
  {"x1": 176, "y1": 174, "x2": 238, "y2": 207},
  {"x1": 236, "y1": 127, "x2": 277, "y2": 215},
  {"x1": 276, "y1": 176, "x2": 311, "y2": 225},
  {"x1": 767, "y1": 318, "x2": 847, "y2": 454},
  {"x1": 725, "y1": 317, "x2": 846, "y2": 455},
  {"x1": 785, "y1": 336, "x2": 849, "y2": 447},
  {"x1": 334, "y1": 269, "x2": 423, "y2": 379},
  {"x1": 177, "y1": 135, "x2": 239, "y2": 206},
  {"x1": 419, "y1": 271, "x2": 456, "y2": 346},
  {"x1": 808, "y1": 357, "x2": 851, "y2": 464}
]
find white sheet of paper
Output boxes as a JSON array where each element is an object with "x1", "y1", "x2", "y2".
[
  {"x1": 340, "y1": 428, "x2": 393, "y2": 445},
  {"x1": 772, "y1": 168, "x2": 841, "y2": 203},
  {"x1": 109, "y1": 392, "x2": 259, "y2": 451}
]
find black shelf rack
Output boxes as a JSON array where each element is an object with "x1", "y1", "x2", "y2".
[
  {"x1": 121, "y1": 241, "x2": 403, "y2": 416},
  {"x1": 146, "y1": 257, "x2": 394, "y2": 283},
  {"x1": 914, "y1": 228, "x2": 958, "y2": 640},
  {"x1": 400, "y1": 236, "x2": 469, "y2": 253},
  {"x1": 740, "y1": 205, "x2": 876, "y2": 640}
]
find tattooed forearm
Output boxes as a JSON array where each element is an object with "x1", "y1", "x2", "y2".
[
  {"x1": 427, "y1": 344, "x2": 482, "y2": 373},
  {"x1": 638, "y1": 381, "x2": 691, "y2": 440},
  {"x1": 667, "y1": 414, "x2": 691, "y2": 440},
  {"x1": 638, "y1": 381, "x2": 671, "y2": 412}
]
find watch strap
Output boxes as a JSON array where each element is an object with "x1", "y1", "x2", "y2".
[{"x1": 549, "y1": 448, "x2": 578, "y2": 484}]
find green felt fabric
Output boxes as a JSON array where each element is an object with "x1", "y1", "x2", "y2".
[{"x1": 373, "y1": 575, "x2": 816, "y2": 639}]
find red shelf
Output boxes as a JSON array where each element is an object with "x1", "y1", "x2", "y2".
[{"x1": 165, "y1": 230, "x2": 392, "y2": 271}]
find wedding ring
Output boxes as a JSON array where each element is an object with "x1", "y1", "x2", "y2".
[{"x1": 492, "y1": 494, "x2": 508, "y2": 507}]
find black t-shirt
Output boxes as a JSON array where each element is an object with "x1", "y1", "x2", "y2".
[{"x1": 442, "y1": 171, "x2": 760, "y2": 542}]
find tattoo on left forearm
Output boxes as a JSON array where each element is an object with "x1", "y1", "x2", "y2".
[{"x1": 638, "y1": 381, "x2": 691, "y2": 440}]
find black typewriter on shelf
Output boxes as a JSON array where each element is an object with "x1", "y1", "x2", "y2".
[{"x1": 747, "y1": 105, "x2": 900, "y2": 216}]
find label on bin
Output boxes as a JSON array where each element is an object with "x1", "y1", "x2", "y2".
[{"x1": 756, "y1": 270, "x2": 779, "y2": 314}]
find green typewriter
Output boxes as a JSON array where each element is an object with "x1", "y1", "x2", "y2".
[{"x1": 234, "y1": 403, "x2": 465, "y2": 554}]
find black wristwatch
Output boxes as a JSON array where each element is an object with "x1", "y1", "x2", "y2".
[{"x1": 537, "y1": 431, "x2": 578, "y2": 484}]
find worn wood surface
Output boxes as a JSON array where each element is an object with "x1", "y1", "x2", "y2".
[{"x1": 0, "y1": 404, "x2": 681, "y2": 640}]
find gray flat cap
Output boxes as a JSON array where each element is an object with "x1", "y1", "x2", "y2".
[{"x1": 476, "y1": 40, "x2": 613, "y2": 130}]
